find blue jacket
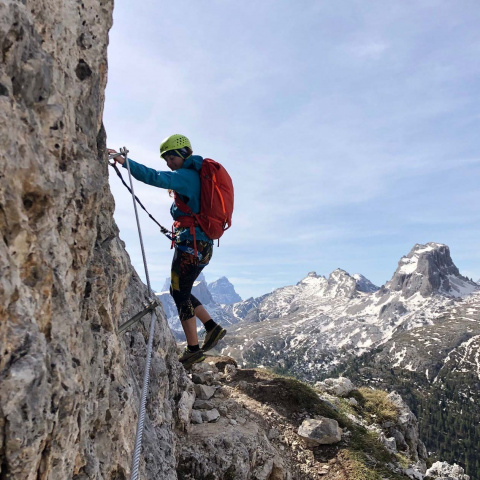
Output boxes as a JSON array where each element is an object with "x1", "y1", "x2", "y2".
[{"x1": 123, "y1": 155, "x2": 213, "y2": 243}]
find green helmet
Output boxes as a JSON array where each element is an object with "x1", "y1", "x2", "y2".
[{"x1": 160, "y1": 134, "x2": 192, "y2": 157}]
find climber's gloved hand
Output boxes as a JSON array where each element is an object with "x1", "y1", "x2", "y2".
[{"x1": 107, "y1": 148, "x2": 125, "y2": 165}]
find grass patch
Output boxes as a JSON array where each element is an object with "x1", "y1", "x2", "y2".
[
  {"x1": 339, "y1": 450, "x2": 407, "y2": 480},
  {"x1": 235, "y1": 368, "x2": 342, "y2": 419},
  {"x1": 396, "y1": 453, "x2": 410, "y2": 469},
  {"x1": 341, "y1": 450, "x2": 385, "y2": 480},
  {"x1": 336, "y1": 397, "x2": 358, "y2": 417},
  {"x1": 354, "y1": 388, "x2": 399, "y2": 424},
  {"x1": 349, "y1": 427, "x2": 394, "y2": 464},
  {"x1": 235, "y1": 370, "x2": 410, "y2": 479}
]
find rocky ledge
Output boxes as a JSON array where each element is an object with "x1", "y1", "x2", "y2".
[{"x1": 176, "y1": 358, "x2": 464, "y2": 480}]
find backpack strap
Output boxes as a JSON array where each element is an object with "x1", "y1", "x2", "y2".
[
  {"x1": 173, "y1": 218, "x2": 198, "y2": 260},
  {"x1": 173, "y1": 192, "x2": 199, "y2": 261}
]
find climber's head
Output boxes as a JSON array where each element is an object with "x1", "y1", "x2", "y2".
[
  {"x1": 160, "y1": 134, "x2": 192, "y2": 171},
  {"x1": 162, "y1": 151, "x2": 185, "y2": 171}
]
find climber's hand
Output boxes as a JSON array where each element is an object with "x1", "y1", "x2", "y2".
[{"x1": 107, "y1": 148, "x2": 125, "y2": 165}]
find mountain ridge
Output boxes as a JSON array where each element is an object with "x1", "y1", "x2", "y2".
[{"x1": 215, "y1": 242, "x2": 479, "y2": 478}]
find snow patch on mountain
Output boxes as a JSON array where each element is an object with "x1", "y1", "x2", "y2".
[
  {"x1": 352, "y1": 273, "x2": 379, "y2": 293},
  {"x1": 397, "y1": 243, "x2": 438, "y2": 275},
  {"x1": 220, "y1": 243, "x2": 480, "y2": 378},
  {"x1": 389, "y1": 242, "x2": 477, "y2": 298}
]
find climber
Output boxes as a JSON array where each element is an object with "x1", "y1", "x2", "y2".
[{"x1": 108, "y1": 134, "x2": 227, "y2": 368}]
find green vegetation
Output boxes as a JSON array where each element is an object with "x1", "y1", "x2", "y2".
[
  {"x1": 240, "y1": 369, "x2": 342, "y2": 419},
  {"x1": 354, "y1": 387, "x2": 399, "y2": 424},
  {"x1": 332, "y1": 349, "x2": 480, "y2": 479},
  {"x1": 240, "y1": 369, "x2": 415, "y2": 479},
  {"x1": 341, "y1": 450, "x2": 388, "y2": 480}
]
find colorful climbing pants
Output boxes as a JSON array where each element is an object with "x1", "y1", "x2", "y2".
[{"x1": 170, "y1": 240, "x2": 213, "y2": 322}]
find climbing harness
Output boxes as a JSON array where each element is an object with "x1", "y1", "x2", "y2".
[{"x1": 108, "y1": 147, "x2": 158, "y2": 480}]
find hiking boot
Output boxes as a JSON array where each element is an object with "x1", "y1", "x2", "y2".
[
  {"x1": 179, "y1": 348, "x2": 205, "y2": 368},
  {"x1": 201, "y1": 325, "x2": 227, "y2": 352}
]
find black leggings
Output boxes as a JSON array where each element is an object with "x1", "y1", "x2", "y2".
[{"x1": 170, "y1": 240, "x2": 213, "y2": 322}]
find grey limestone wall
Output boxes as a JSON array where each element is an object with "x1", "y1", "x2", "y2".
[{"x1": 0, "y1": 1, "x2": 187, "y2": 479}]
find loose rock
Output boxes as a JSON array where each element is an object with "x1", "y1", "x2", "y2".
[
  {"x1": 202, "y1": 409, "x2": 221, "y2": 423},
  {"x1": 194, "y1": 384, "x2": 216, "y2": 400},
  {"x1": 315, "y1": 377, "x2": 355, "y2": 397},
  {"x1": 425, "y1": 461, "x2": 470, "y2": 480},
  {"x1": 297, "y1": 417, "x2": 342, "y2": 447},
  {"x1": 193, "y1": 399, "x2": 215, "y2": 410},
  {"x1": 191, "y1": 410, "x2": 203, "y2": 424}
]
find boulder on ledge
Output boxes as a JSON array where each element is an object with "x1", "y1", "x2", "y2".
[{"x1": 297, "y1": 417, "x2": 342, "y2": 447}]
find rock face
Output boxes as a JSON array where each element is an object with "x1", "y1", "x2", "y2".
[
  {"x1": 208, "y1": 276, "x2": 242, "y2": 304},
  {"x1": 352, "y1": 273, "x2": 380, "y2": 293},
  {"x1": 386, "y1": 392, "x2": 427, "y2": 467},
  {"x1": 426, "y1": 461, "x2": 470, "y2": 480},
  {"x1": 388, "y1": 243, "x2": 477, "y2": 298},
  {"x1": 0, "y1": 2, "x2": 189, "y2": 479}
]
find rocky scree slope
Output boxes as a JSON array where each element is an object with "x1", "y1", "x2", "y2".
[{"x1": 177, "y1": 356, "x2": 469, "y2": 480}]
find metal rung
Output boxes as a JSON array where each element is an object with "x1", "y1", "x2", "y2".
[
  {"x1": 118, "y1": 299, "x2": 159, "y2": 334},
  {"x1": 108, "y1": 152, "x2": 125, "y2": 160}
]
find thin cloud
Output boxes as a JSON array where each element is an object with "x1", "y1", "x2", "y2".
[{"x1": 349, "y1": 40, "x2": 390, "y2": 59}]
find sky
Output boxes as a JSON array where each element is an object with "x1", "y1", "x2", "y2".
[{"x1": 104, "y1": 0, "x2": 480, "y2": 300}]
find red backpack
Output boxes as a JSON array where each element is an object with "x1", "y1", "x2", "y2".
[{"x1": 173, "y1": 158, "x2": 234, "y2": 255}]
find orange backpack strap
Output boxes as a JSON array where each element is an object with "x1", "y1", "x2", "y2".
[{"x1": 173, "y1": 192, "x2": 200, "y2": 261}]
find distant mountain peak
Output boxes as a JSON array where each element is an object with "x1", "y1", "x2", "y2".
[
  {"x1": 396, "y1": 242, "x2": 446, "y2": 275},
  {"x1": 330, "y1": 268, "x2": 349, "y2": 277},
  {"x1": 326, "y1": 269, "x2": 357, "y2": 298},
  {"x1": 208, "y1": 277, "x2": 242, "y2": 304},
  {"x1": 297, "y1": 271, "x2": 326, "y2": 286},
  {"x1": 352, "y1": 273, "x2": 380, "y2": 293},
  {"x1": 328, "y1": 268, "x2": 353, "y2": 285},
  {"x1": 389, "y1": 242, "x2": 478, "y2": 298},
  {"x1": 296, "y1": 269, "x2": 378, "y2": 298}
]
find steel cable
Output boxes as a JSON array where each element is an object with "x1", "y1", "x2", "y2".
[
  {"x1": 117, "y1": 148, "x2": 157, "y2": 480},
  {"x1": 130, "y1": 310, "x2": 156, "y2": 480}
]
